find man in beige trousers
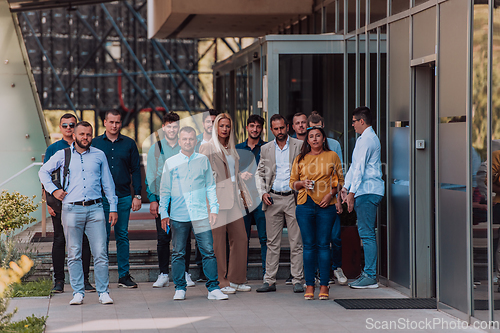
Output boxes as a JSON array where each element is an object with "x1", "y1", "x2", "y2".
[{"x1": 255, "y1": 114, "x2": 304, "y2": 293}]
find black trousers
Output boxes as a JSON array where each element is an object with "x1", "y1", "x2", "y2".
[
  {"x1": 155, "y1": 215, "x2": 191, "y2": 274},
  {"x1": 52, "y1": 211, "x2": 91, "y2": 282}
]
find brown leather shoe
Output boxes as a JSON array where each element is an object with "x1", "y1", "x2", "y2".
[
  {"x1": 319, "y1": 285, "x2": 329, "y2": 300},
  {"x1": 304, "y1": 285, "x2": 315, "y2": 300}
]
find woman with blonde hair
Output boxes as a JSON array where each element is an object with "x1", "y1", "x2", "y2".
[{"x1": 199, "y1": 113, "x2": 252, "y2": 294}]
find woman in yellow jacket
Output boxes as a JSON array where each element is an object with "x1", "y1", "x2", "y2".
[{"x1": 290, "y1": 126, "x2": 343, "y2": 300}]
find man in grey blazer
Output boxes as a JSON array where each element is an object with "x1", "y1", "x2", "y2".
[{"x1": 255, "y1": 114, "x2": 304, "y2": 293}]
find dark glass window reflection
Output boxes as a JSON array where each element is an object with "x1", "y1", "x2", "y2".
[
  {"x1": 360, "y1": 0, "x2": 366, "y2": 28},
  {"x1": 348, "y1": 0, "x2": 357, "y2": 32},
  {"x1": 370, "y1": 0, "x2": 387, "y2": 23},
  {"x1": 326, "y1": 1, "x2": 336, "y2": 33},
  {"x1": 414, "y1": 0, "x2": 429, "y2": 6},
  {"x1": 279, "y1": 54, "x2": 344, "y2": 145},
  {"x1": 391, "y1": 0, "x2": 409, "y2": 15}
]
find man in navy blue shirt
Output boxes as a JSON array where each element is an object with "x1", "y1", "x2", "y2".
[
  {"x1": 43, "y1": 113, "x2": 93, "y2": 294},
  {"x1": 92, "y1": 109, "x2": 142, "y2": 289},
  {"x1": 236, "y1": 114, "x2": 267, "y2": 276}
]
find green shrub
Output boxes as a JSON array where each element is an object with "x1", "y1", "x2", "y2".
[
  {"x1": 8, "y1": 279, "x2": 52, "y2": 298},
  {"x1": 3, "y1": 314, "x2": 47, "y2": 333}
]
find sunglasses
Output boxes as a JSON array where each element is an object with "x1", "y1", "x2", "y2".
[
  {"x1": 61, "y1": 123, "x2": 75, "y2": 129},
  {"x1": 352, "y1": 119, "x2": 361, "y2": 124}
]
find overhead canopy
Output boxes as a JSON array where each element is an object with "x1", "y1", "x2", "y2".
[
  {"x1": 147, "y1": 0, "x2": 313, "y2": 39},
  {"x1": 8, "y1": 0, "x2": 118, "y2": 12}
]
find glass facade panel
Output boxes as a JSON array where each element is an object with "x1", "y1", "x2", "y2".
[
  {"x1": 388, "y1": 17, "x2": 410, "y2": 289},
  {"x1": 370, "y1": 0, "x2": 387, "y2": 23},
  {"x1": 471, "y1": 4, "x2": 489, "y2": 320},
  {"x1": 414, "y1": 0, "x2": 429, "y2": 6},
  {"x1": 235, "y1": 66, "x2": 249, "y2": 143},
  {"x1": 391, "y1": 0, "x2": 409, "y2": 15},
  {"x1": 326, "y1": 1, "x2": 336, "y2": 33},
  {"x1": 314, "y1": 9, "x2": 322, "y2": 34},
  {"x1": 493, "y1": 6, "x2": 500, "y2": 320},
  {"x1": 348, "y1": 0, "x2": 357, "y2": 32},
  {"x1": 360, "y1": 0, "x2": 366, "y2": 28},
  {"x1": 279, "y1": 54, "x2": 344, "y2": 142},
  {"x1": 347, "y1": 37, "x2": 356, "y2": 161},
  {"x1": 338, "y1": 0, "x2": 345, "y2": 34}
]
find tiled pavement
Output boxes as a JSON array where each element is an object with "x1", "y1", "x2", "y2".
[{"x1": 9, "y1": 281, "x2": 486, "y2": 333}]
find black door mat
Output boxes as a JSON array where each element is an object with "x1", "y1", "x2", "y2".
[
  {"x1": 474, "y1": 299, "x2": 500, "y2": 310},
  {"x1": 334, "y1": 298, "x2": 437, "y2": 310}
]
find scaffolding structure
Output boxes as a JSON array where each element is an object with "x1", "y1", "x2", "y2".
[{"x1": 17, "y1": 1, "x2": 211, "y2": 139}]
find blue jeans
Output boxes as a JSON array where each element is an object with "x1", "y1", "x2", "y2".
[
  {"x1": 296, "y1": 196, "x2": 336, "y2": 286},
  {"x1": 331, "y1": 214, "x2": 342, "y2": 270},
  {"x1": 103, "y1": 196, "x2": 132, "y2": 279},
  {"x1": 61, "y1": 202, "x2": 109, "y2": 296},
  {"x1": 354, "y1": 194, "x2": 383, "y2": 279},
  {"x1": 244, "y1": 202, "x2": 267, "y2": 274},
  {"x1": 171, "y1": 219, "x2": 219, "y2": 292}
]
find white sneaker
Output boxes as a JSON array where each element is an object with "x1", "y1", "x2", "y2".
[
  {"x1": 173, "y1": 289, "x2": 186, "y2": 300},
  {"x1": 208, "y1": 289, "x2": 229, "y2": 300},
  {"x1": 69, "y1": 293, "x2": 84, "y2": 305},
  {"x1": 185, "y1": 272, "x2": 195, "y2": 287},
  {"x1": 99, "y1": 292, "x2": 113, "y2": 305},
  {"x1": 334, "y1": 268, "x2": 348, "y2": 285},
  {"x1": 220, "y1": 286, "x2": 236, "y2": 294},
  {"x1": 153, "y1": 273, "x2": 169, "y2": 288},
  {"x1": 229, "y1": 282, "x2": 251, "y2": 292}
]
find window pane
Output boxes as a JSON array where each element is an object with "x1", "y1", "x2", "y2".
[
  {"x1": 338, "y1": 0, "x2": 345, "y2": 33},
  {"x1": 360, "y1": 0, "x2": 366, "y2": 28},
  {"x1": 391, "y1": 0, "x2": 409, "y2": 15},
  {"x1": 370, "y1": 0, "x2": 387, "y2": 23},
  {"x1": 414, "y1": 0, "x2": 429, "y2": 6},
  {"x1": 348, "y1": 0, "x2": 357, "y2": 32},
  {"x1": 314, "y1": 9, "x2": 322, "y2": 34},
  {"x1": 326, "y1": 1, "x2": 336, "y2": 33}
]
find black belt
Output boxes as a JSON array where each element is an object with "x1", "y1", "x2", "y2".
[
  {"x1": 270, "y1": 189, "x2": 293, "y2": 196},
  {"x1": 71, "y1": 198, "x2": 102, "y2": 206}
]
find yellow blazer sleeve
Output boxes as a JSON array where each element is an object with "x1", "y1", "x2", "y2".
[
  {"x1": 290, "y1": 155, "x2": 300, "y2": 190},
  {"x1": 334, "y1": 153, "x2": 344, "y2": 188}
]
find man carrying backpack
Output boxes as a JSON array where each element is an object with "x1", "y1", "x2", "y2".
[{"x1": 42, "y1": 113, "x2": 94, "y2": 294}]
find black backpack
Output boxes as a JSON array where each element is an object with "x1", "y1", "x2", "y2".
[{"x1": 45, "y1": 148, "x2": 71, "y2": 213}]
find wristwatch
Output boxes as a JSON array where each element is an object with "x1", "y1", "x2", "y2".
[{"x1": 134, "y1": 195, "x2": 142, "y2": 200}]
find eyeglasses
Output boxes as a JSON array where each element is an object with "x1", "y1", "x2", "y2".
[
  {"x1": 351, "y1": 119, "x2": 361, "y2": 124},
  {"x1": 61, "y1": 123, "x2": 75, "y2": 128}
]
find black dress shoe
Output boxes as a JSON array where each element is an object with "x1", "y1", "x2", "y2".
[
  {"x1": 51, "y1": 281, "x2": 64, "y2": 293},
  {"x1": 84, "y1": 280, "x2": 96, "y2": 293},
  {"x1": 256, "y1": 282, "x2": 276, "y2": 292},
  {"x1": 293, "y1": 283, "x2": 304, "y2": 293}
]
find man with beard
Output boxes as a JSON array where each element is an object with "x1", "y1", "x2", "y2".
[
  {"x1": 196, "y1": 109, "x2": 219, "y2": 151},
  {"x1": 146, "y1": 112, "x2": 194, "y2": 288},
  {"x1": 43, "y1": 113, "x2": 94, "y2": 294},
  {"x1": 160, "y1": 126, "x2": 227, "y2": 300},
  {"x1": 291, "y1": 112, "x2": 308, "y2": 141},
  {"x1": 236, "y1": 115, "x2": 267, "y2": 276},
  {"x1": 255, "y1": 114, "x2": 304, "y2": 293},
  {"x1": 39, "y1": 121, "x2": 117, "y2": 305},
  {"x1": 92, "y1": 109, "x2": 142, "y2": 289}
]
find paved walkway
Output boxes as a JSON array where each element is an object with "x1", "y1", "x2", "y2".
[{"x1": 9, "y1": 281, "x2": 486, "y2": 333}]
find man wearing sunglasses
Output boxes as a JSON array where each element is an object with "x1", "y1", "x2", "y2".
[{"x1": 43, "y1": 113, "x2": 94, "y2": 294}]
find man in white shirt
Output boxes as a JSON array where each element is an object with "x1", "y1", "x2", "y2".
[{"x1": 341, "y1": 106, "x2": 385, "y2": 289}]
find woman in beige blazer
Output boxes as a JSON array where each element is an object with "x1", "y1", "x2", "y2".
[{"x1": 199, "y1": 113, "x2": 251, "y2": 294}]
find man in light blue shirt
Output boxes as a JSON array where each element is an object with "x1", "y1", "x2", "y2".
[
  {"x1": 341, "y1": 107, "x2": 385, "y2": 289},
  {"x1": 159, "y1": 126, "x2": 227, "y2": 301},
  {"x1": 307, "y1": 111, "x2": 348, "y2": 286},
  {"x1": 39, "y1": 121, "x2": 118, "y2": 305}
]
